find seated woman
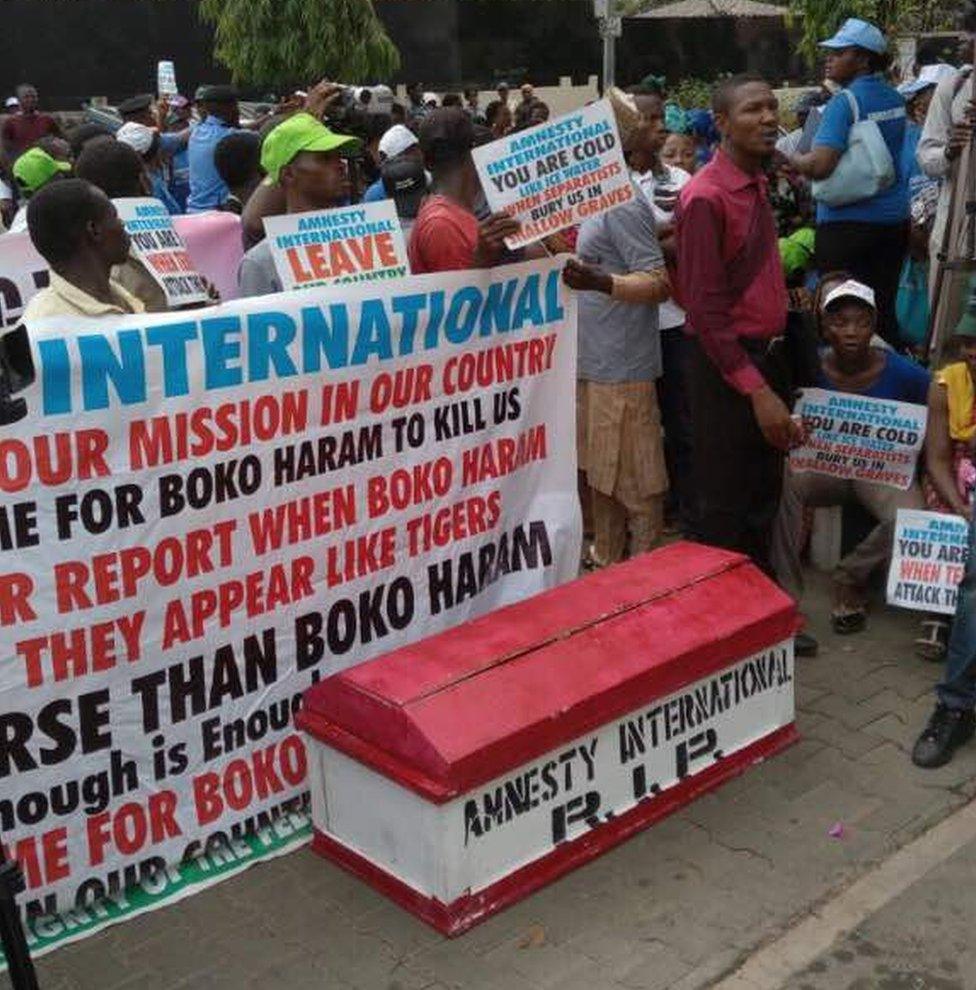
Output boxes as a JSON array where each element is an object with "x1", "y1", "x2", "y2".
[
  {"x1": 917, "y1": 313, "x2": 976, "y2": 658},
  {"x1": 781, "y1": 279, "x2": 929, "y2": 634}
]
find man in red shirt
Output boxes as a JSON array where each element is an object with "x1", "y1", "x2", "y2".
[
  {"x1": 2, "y1": 84, "x2": 60, "y2": 166},
  {"x1": 676, "y1": 74, "x2": 803, "y2": 577},
  {"x1": 408, "y1": 107, "x2": 519, "y2": 273}
]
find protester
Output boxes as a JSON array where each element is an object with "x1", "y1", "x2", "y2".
[
  {"x1": 661, "y1": 132, "x2": 697, "y2": 175},
  {"x1": 238, "y1": 112, "x2": 359, "y2": 297},
  {"x1": 68, "y1": 121, "x2": 113, "y2": 159},
  {"x1": 74, "y1": 138, "x2": 169, "y2": 312},
  {"x1": 463, "y1": 87, "x2": 484, "y2": 124},
  {"x1": 214, "y1": 131, "x2": 263, "y2": 214},
  {"x1": 912, "y1": 507, "x2": 976, "y2": 766},
  {"x1": 116, "y1": 122, "x2": 181, "y2": 214},
  {"x1": 165, "y1": 95, "x2": 193, "y2": 210},
  {"x1": 187, "y1": 84, "x2": 244, "y2": 212},
  {"x1": 627, "y1": 88, "x2": 694, "y2": 530},
  {"x1": 407, "y1": 108, "x2": 519, "y2": 274},
  {"x1": 391, "y1": 102, "x2": 408, "y2": 127},
  {"x1": 8, "y1": 139, "x2": 72, "y2": 232},
  {"x1": 22, "y1": 178, "x2": 142, "y2": 319},
  {"x1": 362, "y1": 124, "x2": 424, "y2": 202},
  {"x1": 1, "y1": 84, "x2": 60, "y2": 165},
  {"x1": 406, "y1": 83, "x2": 428, "y2": 124},
  {"x1": 484, "y1": 100, "x2": 513, "y2": 139},
  {"x1": 514, "y1": 84, "x2": 536, "y2": 130},
  {"x1": 916, "y1": 51, "x2": 974, "y2": 297},
  {"x1": 781, "y1": 280, "x2": 929, "y2": 633},
  {"x1": 496, "y1": 81, "x2": 513, "y2": 111},
  {"x1": 4, "y1": 96, "x2": 19, "y2": 114},
  {"x1": 441, "y1": 93, "x2": 463, "y2": 109},
  {"x1": 676, "y1": 73, "x2": 802, "y2": 577},
  {"x1": 567, "y1": 89, "x2": 672, "y2": 566},
  {"x1": 527, "y1": 101, "x2": 550, "y2": 127},
  {"x1": 791, "y1": 18, "x2": 908, "y2": 346},
  {"x1": 775, "y1": 90, "x2": 827, "y2": 157},
  {"x1": 422, "y1": 92, "x2": 439, "y2": 111},
  {"x1": 912, "y1": 323, "x2": 976, "y2": 763}
]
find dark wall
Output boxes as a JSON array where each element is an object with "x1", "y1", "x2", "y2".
[
  {"x1": 618, "y1": 17, "x2": 807, "y2": 88},
  {"x1": 0, "y1": 0, "x2": 798, "y2": 110}
]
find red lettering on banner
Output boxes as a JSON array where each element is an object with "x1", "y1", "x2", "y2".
[
  {"x1": 286, "y1": 235, "x2": 398, "y2": 285},
  {"x1": 462, "y1": 425, "x2": 548, "y2": 486},
  {"x1": 0, "y1": 572, "x2": 36, "y2": 625},
  {"x1": 193, "y1": 735, "x2": 307, "y2": 825},
  {"x1": 54, "y1": 521, "x2": 237, "y2": 612},
  {"x1": 405, "y1": 491, "x2": 503, "y2": 555},
  {"x1": 900, "y1": 560, "x2": 943, "y2": 583},
  {"x1": 162, "y1": 558, "x2": 316, "y2": 646},
  {"x1": 247, "y1": 485, "x2": 356, "y2": 555},
  {"x1": 3, "y1": 828, "x2": 70, "y2": 888},
  {"x1": 367, "y1": 457, "x2": 453, "y2": 518},
  {"x1": 86, "y1": 791, "x2": 181, "y2": 866},
  {"x1": 369, "y1": 364, "x2": 433, "y2": 414},
  {"x1": 16, "y1": 611, "x2": 145, "y2": 687},
  {"x1": 0, "y1": 430, "x2": 109, "y2": 493},
  {"x1": 325, "y1": 526, "x2": 397, "y2": 588}
]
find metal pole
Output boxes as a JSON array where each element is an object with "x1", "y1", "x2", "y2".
[{"x1": 602, "y1": 18, "x2": 616, "y2": 93}]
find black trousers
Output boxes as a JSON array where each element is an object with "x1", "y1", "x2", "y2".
[
  {"x1": 656, "y1": 325, "x2": 694, "y2": 529},
  {"x1": 687, "y1": 338, "x2": 785, "y2": 578},
  {"x1": 814, "y1": 221, "x2": 909, "y2": 347}
]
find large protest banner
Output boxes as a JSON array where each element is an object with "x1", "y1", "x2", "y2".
[
  {"x1": 0, "y1": 256, "x2": 580, "y2": 962},
  {"x1": 886, "y1": 509, "x2": 970, "y2": 614},
  {"x1": 0, "y1": 213, "x2": 243, "y2": 332},
  {"x1": 791, "y1": 388, "x2": 927, "y2": 490},
  {"x1": 472, "y1": 98, "x2": 633, "y2": 248},
  {"x1": 264, "y1": 201, "x2": 410, "y2": 291}
]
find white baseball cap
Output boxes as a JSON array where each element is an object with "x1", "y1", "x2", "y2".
[
  {"x1": 378, "y1": 123, "x2": 419, "y2": 161},
  {"x1": 422, "y1": 92, "x2": 439, "y2": 107},
  {"x1": 5, "y1": 97, "x2": 19, "y2": 109},
  {"x1": 899, "y1": 63, "x2": 956, "y2": 98},
  {"x1": 116, "y1": 121, "x2": 157, "y2": 157},
  {"x1": 822, "y1": 279, "x2": 876, "y2": 311}
]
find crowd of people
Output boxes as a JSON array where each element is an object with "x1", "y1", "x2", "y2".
[{"x1": 4, "y1": 8, "x2": 976, "y2": 770}]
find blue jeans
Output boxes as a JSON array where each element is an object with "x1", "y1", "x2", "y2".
[{"x1": 938, "y1": 512, "x2": 976, "y2": 710}]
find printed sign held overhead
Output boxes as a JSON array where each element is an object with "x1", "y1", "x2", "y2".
[
  {"x1": 472, "y1": 98, "x2": 633, "y2": 249},
  {"x1": 263, "y1": 201, "x2": 409, "y2": 291}
]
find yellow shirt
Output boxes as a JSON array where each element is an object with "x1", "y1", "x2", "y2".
[{"x1": 22, "y1": 271, "x2": 145, "y2": 321}]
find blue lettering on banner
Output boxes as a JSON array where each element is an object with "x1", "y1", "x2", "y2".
[{"x1": 36, "y1": 269, "x2": 566, "y2": 415}]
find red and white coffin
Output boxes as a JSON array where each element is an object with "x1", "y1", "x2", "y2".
[{"x1": 297, "y1": 542, "x2": 798, "y2": 936}]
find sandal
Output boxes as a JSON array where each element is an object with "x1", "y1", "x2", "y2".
[
  {"x1": 915, "y1": 618, "x2": 950, "y2": 662},
  {"x1": 831, "y1": 582, "x2": 868, "y2": 635},
  {"x1": 831, "y1": 608, "x2": 867, "y2": 635}
]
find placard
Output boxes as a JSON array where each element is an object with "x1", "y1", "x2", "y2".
[
  {"x1": 886, "y1": 509, "x2": 970, "y2": 614},
  {"x1": 791, "y1": 388, "x2": 927, "y2": 491},
  {"x1": 157, "y1": 61, "x2": 178, "y2": 98},
  {"x1": 263, "y1": 201, "x2": 409, "y2": 291},
  {"x1": 114, "y1": 198, "x2": 210, "y2": 308},
  {"x1": 0, "y1": 256, "x2": 580, "y2": 963},
  {"x1": 471, "y1": 98, "x2": 633, "y2": 248}
]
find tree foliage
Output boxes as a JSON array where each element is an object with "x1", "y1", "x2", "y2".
[
  {"x1": 786, "y1": 0, "x2": 959, "y2": 66},
  {"x1": 198, "y1": 0, "x2": 400, "y2": 88}
]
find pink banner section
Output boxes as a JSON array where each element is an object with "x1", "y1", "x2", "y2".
[{"x1": 173, "y1": 211, "x2": 244, "y2": 302}]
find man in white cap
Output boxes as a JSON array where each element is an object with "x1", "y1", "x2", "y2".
[
  {"x1": 361, "y1": 124, "x2": 426, "y2": 202},
  {"x1": 781, "y1": 279, "x2": 929, "y2": 635}
]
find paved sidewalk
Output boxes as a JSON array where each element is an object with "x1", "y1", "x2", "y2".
[{"x1": 11, "y1": 574, "x2": 976, "y2": 990}]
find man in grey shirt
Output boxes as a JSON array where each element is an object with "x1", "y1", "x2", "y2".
[
  {"x1": 238, "y1": 110, "x2": 359, "y2": 298},
  {"x1": 563, "y1": 181, "x2": 672, "y2": 567}
]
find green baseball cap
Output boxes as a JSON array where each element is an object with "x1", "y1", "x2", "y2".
[
  {"x1": 954, "y1": 309, "x2": 976, "y2": 338},
  {"x1": 261, "y1": 112, "x2": 359, "y2": 184},
  {"x1": 14, "y1": 147, "x2": 71, "y2": 194}
]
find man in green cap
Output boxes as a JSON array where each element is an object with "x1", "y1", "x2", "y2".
[
  {"x1": 238, "y1": 112, "x2": 359, "y2": 297},
  {"x1": 8, "y1": 137, "x2": 72, "y2": 232}
]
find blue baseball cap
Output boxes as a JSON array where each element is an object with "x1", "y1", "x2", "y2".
[{"x1": 819, "y1": 18, "x2": 887, "y2": 55}]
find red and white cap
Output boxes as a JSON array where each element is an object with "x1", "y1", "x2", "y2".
[{"x1": 822, "y1": 279, "x2": 876, "y2": 311}]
